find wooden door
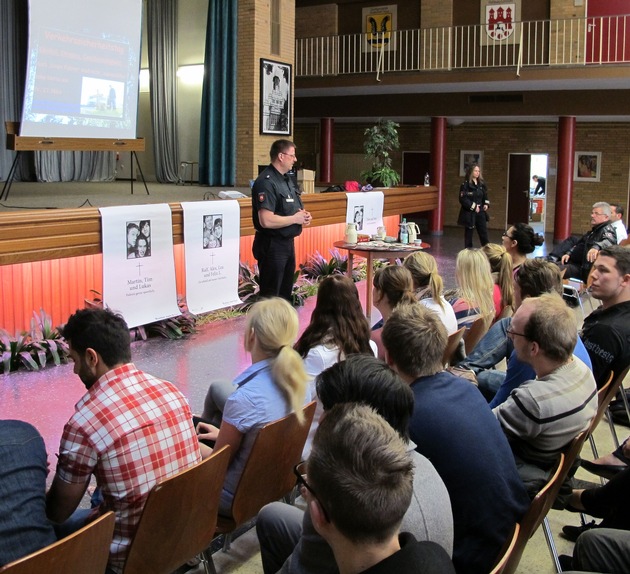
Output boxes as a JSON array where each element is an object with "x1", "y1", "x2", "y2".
[
  {"x1": 586, "y1": 0, "x2": 630, "y2": 64},
  {"x1": 507, "y1": 154, "x2": 531, "y2": 225}
]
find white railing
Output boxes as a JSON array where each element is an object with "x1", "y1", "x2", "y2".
[{"x1": 295, "y1": 15, "x2": 630, "y2": 77}]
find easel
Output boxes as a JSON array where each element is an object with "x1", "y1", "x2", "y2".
[{"x1": 2, "y1": 121, "x2": 148, "y2": 201}]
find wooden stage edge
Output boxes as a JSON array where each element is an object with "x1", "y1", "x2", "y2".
[{"x1": 0, "y1": 186, "x2": 438, "y2": 266}]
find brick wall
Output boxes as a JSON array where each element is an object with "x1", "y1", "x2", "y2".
[{"x1": 295, "y1": 121, "x2": 630, "y2": 234}]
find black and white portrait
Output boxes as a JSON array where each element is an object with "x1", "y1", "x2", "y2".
[
  {"x1": 260, "y1": 59, "x2": 291, "y2": 135},
  {"x1": 203, "y1": 214, "x2": 223, "y2": 249},
  {"x1": 127, "y1": 219, "x2": 151, "y2": 259}
]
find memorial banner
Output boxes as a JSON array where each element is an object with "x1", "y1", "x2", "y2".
[
  {"x1": 345, "y1": 191, "x2": 384, "y2": 236},
  {"x1": 100, "y1": 204, "x2": 180, "y2": 328},
  {"x1": 181, "y1": 200, "x2": 242, "y2": 314}
]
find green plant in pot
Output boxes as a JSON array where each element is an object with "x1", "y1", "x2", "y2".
[{"x1": 361, "y1": 118, "x2": 401, "y2": 187}]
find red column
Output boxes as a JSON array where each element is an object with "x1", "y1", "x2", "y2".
[
  {"x1": 554, "y1": 116, "x2": 576, "y2": 243},
  {"x1": 319, "y1": 118, "x2": 334, "y2": 184},
  {"x1": 428, "y1": 117, "x2": 447, "y2": 234}
]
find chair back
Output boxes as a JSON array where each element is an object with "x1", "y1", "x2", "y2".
[
  {"x1": 0, "y1": 511, "x2": 115, "y2": 574},
  {"x1": 500, "y1": 455, "x2": 564, "y2": 574},
  {"x1": 489, "y1": 523, "x2": 520, "y2": 574},
  {"x1": 122, "y1": 445, "x2": 231, "y2": 574},
  {"x1": 463, "y1": 317, "x2": 489, "y2": 356},
  {"x1": 590, "y1": 368, "x2": 627, "y2": 434},
  {"x1": 442, "y1": 327, "x2": 466, "y2": 367},
  {"x1": 220, "y1": 401, "x2": 317, "y2": 528},
  {"x1": 495, "y1": 305, "x2": 513, "y2": 322}
]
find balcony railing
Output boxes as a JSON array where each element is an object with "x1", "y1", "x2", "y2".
[{"x1": 295, "y1": 15, "x2": 630, "y2": 78}]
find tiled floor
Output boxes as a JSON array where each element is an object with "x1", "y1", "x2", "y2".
[{"x1": 3, "y1": 225, "x2": 618, "y2": 574}]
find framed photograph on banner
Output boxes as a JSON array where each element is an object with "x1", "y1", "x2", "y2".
[
  {"x1": 460, "y1": 150, "x2": 484, "y2": 177},
  {"x1": 574, "y1": 152, "x2": 601, "y2": 182},
  {"x1": 260, "y1": 59, "x2": 291, "y2": 135}
]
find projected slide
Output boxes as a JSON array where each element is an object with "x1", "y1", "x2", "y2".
[{"x1": 20, "y1": 0, "x2": 142, "y2": 139}]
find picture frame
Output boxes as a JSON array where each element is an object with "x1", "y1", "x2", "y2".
[
  {"x1": 460, "y1": 150, "x2": 484, "y2": 177},
  {"x1": 574, "y1": 152, "x2": 601, "y2": 182},
  {"x1": 260, "y1": 59, "x2": 292, "y2": 136}
]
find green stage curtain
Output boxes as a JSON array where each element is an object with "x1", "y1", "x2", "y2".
[{"x1": 199, "y1": 0, "x2": 237, "y2": 186}]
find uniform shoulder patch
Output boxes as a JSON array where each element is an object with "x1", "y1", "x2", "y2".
[{"x1": 258, "y1": 193, "x2": 266, "y2": 203}]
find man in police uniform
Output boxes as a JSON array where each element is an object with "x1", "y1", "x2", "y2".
[{"x1": 252, "y1": 140, "x2": 312, "y2": 301}]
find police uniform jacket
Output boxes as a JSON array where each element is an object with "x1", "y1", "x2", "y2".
[
  {"x1": 252, "y1": 165, "x2": 304, "y2": 239},
  {"x1": 457, "y1": 179, "x2": 489, "y2": 227}
]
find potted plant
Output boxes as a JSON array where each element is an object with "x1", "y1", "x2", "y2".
[{"x1": 361, "y1": 119, "x2": 401, "y2": 187}]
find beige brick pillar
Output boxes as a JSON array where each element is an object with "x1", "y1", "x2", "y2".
[{"x1": 236, "y1": 0, "x2": 295, "y2": 185}]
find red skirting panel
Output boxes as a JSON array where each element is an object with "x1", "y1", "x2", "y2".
[{"x1": 0, "y1": 216, "x2": 399, "y2": 333}]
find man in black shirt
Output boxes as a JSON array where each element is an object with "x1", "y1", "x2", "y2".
[
  {"x1": 532, "y1": 175, "x2": 546, "y2": 196},
  {"x1": 252, "y1": 140, "x2": 312, "y2": 300}
]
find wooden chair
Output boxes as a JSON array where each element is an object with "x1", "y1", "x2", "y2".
[
  {"x1": 499, "y1": 455, "x2": 565, "y2": 574},
  {"x1": 604, "y1": 366, "x2": 630, "y2": 449},
  {"x1": 463, "y1": 317, "x2": 489, "y2": 356},
  {"x1": 489, "y1": 523, "x2": 520, "y2": 574},
  {"x1": 0, "y1": 511, "x2": 115, "y2": 574},
  {"x1": 588, "y1": 368, "x2": 629, "y2": 459},
  {"x1": 541, "y1": 430, "x2": 591, "y2": 573},
  {"x1": 213, "y1": 401, "x2": 317, "y2": 555},
  {"x1": 442, "y1": 327, "x2": 466, "y2": 367},
  {"x1": 122, "y1": 445, "x2": 231, "y2": 574}
]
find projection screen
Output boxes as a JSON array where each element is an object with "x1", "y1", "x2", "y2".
[{"x1": 20, "y1": 0, "x2": 142, "y2": 139}]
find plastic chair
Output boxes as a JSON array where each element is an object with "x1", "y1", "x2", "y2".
[
  {"x1": 0, "y1": 511, "x2": 115, "y2": 574},
  {"x1": 212, "y1": 401, "x2": 317, "y2": 557},
  {"x1": 489, "y1": 523, "x2": 520, "y2": 574},
  {"x1": 463, "y1": 317, "x2": 489, "y2": 356},
  {"x1": 442, "y1": 327, "x2": 466, "y2": 367},
  {"x1": 122, "y1": 445, "x2": 231, "y2": 574}
]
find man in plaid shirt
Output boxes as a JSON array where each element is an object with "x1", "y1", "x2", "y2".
[{"x1": 46, "y1": 308, "x2": 201, "y2": 573}]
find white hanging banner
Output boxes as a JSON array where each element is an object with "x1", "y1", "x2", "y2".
[
  {"x1": 181, "y1": 200, "x2": 242, "y2": 314},
  {"x1": 345, "y1": 192, "x2": 384, "y2": 236},
  {"x1": 100, "y1": 204, "x2": 180, "y2": 328}
]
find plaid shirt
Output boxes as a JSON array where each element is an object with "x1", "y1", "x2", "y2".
[{"x1": 56, "y1": 363, "x2": 201, "y2": 573}]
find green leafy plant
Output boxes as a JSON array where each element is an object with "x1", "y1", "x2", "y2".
[
  {"x1": 300, "y1": 250, "x2": 348, "y2": 280},
  {"x1": 361, "y1": 119, "x2": 401, "y2": 187},
  {"x1": 0, "y1": 330, "x2": 40, "y2": 373},
  {"x1": 29, "y1": 309, "x2": 69, "y2": 367}
]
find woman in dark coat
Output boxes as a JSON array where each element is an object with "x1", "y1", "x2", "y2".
[{"x1": 458, "y1": 163, "x2": 490, "y2": 248}]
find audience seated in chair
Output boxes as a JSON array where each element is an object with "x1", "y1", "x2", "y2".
[
  {"x1": 300, "y1": 403, "x2": 456, "y2": 574},
  {"x1": 580, "y1": 245, "x2": 630, "y2": 387},
  {"x1": 501, "y1": 222, "x2": 545, "y2": 272},
  {"x1": 481, "y1": 243, "x2": 514, "y2": 319},
  {"x1": 458, "y1": 258, "x2": 592, "y2": 404},
  {"x1": 294, "y1": 275, "x2": 377, "y2": 456},
  {"x1": 558, "y1": 202, "x2": 617, "y2": 283},
  {"x1": 256, "y1": 354, "x2": 454, "y2": 574},
  {"x1": 402, "y1": 251, "x2": 458, "y2": 334},
  {"x1": 381, "y1": 303, "x2": 529, "y2": 574},
  {"x1": 610, "y1": 202, "x2": 627, "y2": 243},
  {"x1": 195, "y1": 298, "x2": 311, "y2": 516},
  {"x1": 492, "y1": 293, "x2": 598, "y2": 497},
  {"x1": 370, "y1": 265, "x2": 417, "y2": 360},
  {"x1": 0, "y1": 420, "x2": 56, "y2": 568},
  {"x1": 446, "y1": 248, "x2": 495, "y2": 332},
  {"x1": 559, "y1": 466, "x2": 630, "y2": 573},
  {"x1": 45, "y1": 308, "x2": 201, "y2": 574}
]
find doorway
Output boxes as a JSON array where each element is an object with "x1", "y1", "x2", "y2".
[{"x1": 507, "y1": 153, "x2": 548, "y2": 235}]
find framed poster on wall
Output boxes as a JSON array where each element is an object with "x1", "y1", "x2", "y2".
[
  {"x1": 260, "y1": 59, "x2": 291, "y2": 135},
  {"x1": 574, "y1": 152, "x2": 601, "y2": 182},
  {"x1": 460, "y1": 150, "x2": 484, "y2": 177}
]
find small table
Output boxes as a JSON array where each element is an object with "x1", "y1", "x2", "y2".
[{"x1": 333, "y1": 240, "x2": 431, "y2": 321}]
